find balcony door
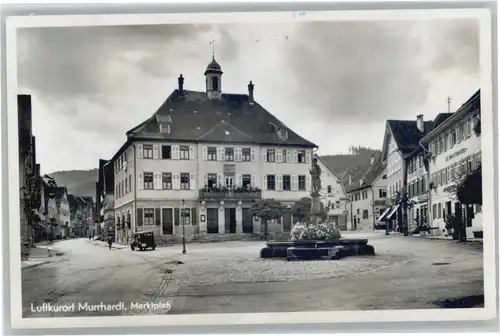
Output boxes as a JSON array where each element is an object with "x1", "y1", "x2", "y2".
[{"x1": 225, "y1": 176, "x2": 234, "y2": 188}]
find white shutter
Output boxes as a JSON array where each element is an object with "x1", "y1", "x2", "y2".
[
  {"x1": 217, "y1": 173, "x2": 223, "y2": 186},
  {"x1": 235, "y1": 148, "x2": 242, "y2": 161},
  {"x1": 237, "y1": 173, "x2": 243, "y2": 187},
  {"x1": 203, "y1": 173, "x2": 208, "y2": 187},
  {"x1": 137, "y1": 145, "x2": 143, "y2": 159},
  {"x1": 138, "y1": 172, "x2": 144, "y2": 190},
  {"x1": 306, "y1": 175, "x2": 311, "y2": 192},
  {"x1": 276, "y1": 149, "x2": 283, "y2": 163},
  {"x1": 202, "y1": 146, "x2": 208, "y2": 160},
  {"x1": 190, "y1": 173, "x2": 196, "y2": 190},
  {"x1": 250, "y1": 148, "x2": 256, "y2": 161},
  {"x1": 153, "y1": 173, "x2": 159, "y2": 189},
  {"x1": 261, "y1": 149, "x2": 267, "y2": 162},
  {"x1": 286, "y1": 150, "x2": 291, "y2": 163},
  {"x1": 291, "y1": 175, "x2": 298, "y2": 191},
  {"x1": 306, "y1": 150, "x2": 311, "y2": 164},
  {"x1": 251, "y1": 175, "x2": 256, "y2": 187},
  {"x1": 262, "y1": 175, "x2": 267, "y2": 190},
  {"x1": 175, "y1": 173, "x2": 181, "y2": 189},
  {"x1": 217, "y1": 147, "x2": 223, "y2": 161},
  {"x1": 292, "y1": 150, "x2": 298, "y2": 163},
  {"x1": 172, "y1": 145, "x2": 179, "y2": 160},
  {"x1": 277, "y1": 175, "x2": 283, "y2": 191},
  {"x1": 153, "y1": 145, "x2": 159, "y2": 159},
  {"x1": 221, "y1": 147, "x2": 226, "y2": 161},
  {"x1": 189, "y1": 146, "x2": 195, "y2": 160}
]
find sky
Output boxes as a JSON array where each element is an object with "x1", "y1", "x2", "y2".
[{"x1": 17, "y1": 19, "x2": 480, "y2": 174}]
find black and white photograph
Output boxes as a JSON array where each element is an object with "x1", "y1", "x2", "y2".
[{"x1": 4, "y1": 6, "x2": 496, "y2": 330}]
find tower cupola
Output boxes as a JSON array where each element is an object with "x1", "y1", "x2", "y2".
[{"x1": 205, "y1": 56, "x2": 223, "y2": 100}]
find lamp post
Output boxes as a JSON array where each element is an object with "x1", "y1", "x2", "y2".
[{"x1": 181, "y1": 199, "x2": 187, "y2": 254}]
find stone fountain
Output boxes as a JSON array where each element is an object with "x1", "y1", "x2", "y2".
[{"x1": 260, "y1": 158, "x2": 375, "y2": 260}]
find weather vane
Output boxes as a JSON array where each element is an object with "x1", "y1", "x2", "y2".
[{"x1": 209, "y1": 40, "x2": 216, "y2": 59}]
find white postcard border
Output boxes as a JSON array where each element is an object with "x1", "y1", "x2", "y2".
[{"x1": 5, "y1": 8, "x2": 496, "y2": 330}]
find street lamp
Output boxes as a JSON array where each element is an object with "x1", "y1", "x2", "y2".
[{"x1": 181, "y1": 199, "x2": 187, "y2": 254}]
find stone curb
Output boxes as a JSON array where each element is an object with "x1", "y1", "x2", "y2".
[{"x1": 22, "y1": 260, "x2": 51, "y2": 270}]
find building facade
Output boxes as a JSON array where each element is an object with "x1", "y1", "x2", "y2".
[
  {"x1": 344, "y1": 157, "x2": 387, "y2": 231},
  {"x1": 315, "y1": 155, "x2": 348, "y2": 230},
  {"x1": 111, "y1": 58, "x2": 316, "y2": 243},
  {"x1": 380, "y1": 116, "x2": 434, "y2": 231},
  {"x1": 421, "y1": 90, "x2": 482, "y2": 238},
  {"x1": 404, "y1": 148, "x2": 430, "y2": 232},
  {"x1": 54, "y1": 187, "x2": 70, "y2": 238}
]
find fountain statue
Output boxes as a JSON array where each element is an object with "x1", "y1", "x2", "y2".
[{"x1": 309, "y1": 158, "x2": 323, "y2": 225}]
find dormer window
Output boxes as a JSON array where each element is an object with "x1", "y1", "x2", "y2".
[
  {"x1": 278, "y1": 128, "x2": 288, "y2": 140},
  {"x1": 159, "y1": 123, "x2": 171, "y2": 134}
]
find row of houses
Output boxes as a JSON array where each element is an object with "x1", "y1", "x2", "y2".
[
  {"x1": 340, "y1": 90, "x2": 482, "y2": 239},
  {"x1": 94, "y1": 57, "x2": 349, "y2": 244},
  {"x1": 18, "y1": 94, "x2": 95, "y2": 258}
]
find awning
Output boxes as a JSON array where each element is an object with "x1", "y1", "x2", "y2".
[
  {"x1": 377, "y1": 207, "x2": 392, "y2": 222},
  {"x1": 387, "y1": 204, "x2": 400, "y2": 219}
]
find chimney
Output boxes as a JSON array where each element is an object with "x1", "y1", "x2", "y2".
[
  {"x1": 348, "y1": 174, "x2": 352, "y2": 185},
  {"x1": 416, "y1": 114, "x2": 424, "y2": 132},
  {"x1": 248, "y1": 81, "x2": 254, "y2": 105},
  {"x1": 178, "y1": 74, "x2": 184, "y2": 92},
  {"x1": 370, "y1": 155, "x2": 375, "y2": 166}
]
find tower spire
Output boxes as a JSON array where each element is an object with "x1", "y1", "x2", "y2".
[{"x1": 209, "y1": 40, "x2": 216, "y2": 59}]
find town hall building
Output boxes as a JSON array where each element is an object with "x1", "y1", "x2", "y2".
[{"x1": 110, "y1": 57, "x2": 317, "y2": 244}]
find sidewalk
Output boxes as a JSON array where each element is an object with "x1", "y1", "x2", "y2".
[
  {"x1": 412, "y1": 234, "x2": 483, "y2": 243},
  {"x1": 21, "y1": 246, "x2": 63, "y2": 269}
]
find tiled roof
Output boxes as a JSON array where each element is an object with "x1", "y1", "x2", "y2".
[
  {"x1": 126, "y1": 89, "x2": 316, "y2": 148},
  {"x1": 342, "y1": 156, "x2": 386, "y2": 193},
  {"x1": 387, "y1": 120, "x2": 434, "y2": 154},
  {"x1": 67, "y1": 194, "x2": 77, "y2": 211},
  {"x1": 53, "y1": 187, "x2": 67, "y2": 207}
]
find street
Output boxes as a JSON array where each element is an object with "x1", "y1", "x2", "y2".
[{"x1": 22, "y1": 233, "x2": 484, "y2": 317}]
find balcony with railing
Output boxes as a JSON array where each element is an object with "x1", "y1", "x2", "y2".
[{"x1": 199, "y1": 186, "x2": 262, "y2": 201}]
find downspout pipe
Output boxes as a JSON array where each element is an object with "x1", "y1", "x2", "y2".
[{"x1": 419, "y1": 141, "x2": 432, "y2": 231}]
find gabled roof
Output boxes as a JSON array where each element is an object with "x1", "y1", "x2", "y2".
[
  {"x1": 67, "y1": 194, "x2": 77, "y2": 212},
  {"x1": 342, "y1": 156, "x2": 386, "y2": 193},
  {"x1": 126, "y1": 89, "x2": 316, "y2": 148},
  {"x1": 386, "y1": 119, "x2": 434, "y2": 153},
  {"x1": 314, "y1": 154, "x2": 343, "y2": 181},
  {"x1": 53, "y1": 187, "x2": 67, "y2": 207}
]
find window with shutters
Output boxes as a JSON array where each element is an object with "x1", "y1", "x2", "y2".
[
  {"x1": 143, "y1": 172, "x2": 154, "y2": 189},
  {"x1": 128, "y1": 175, "x2": 132, "y2": 192},
  {"x1": 282, "y1": 175, "x2": 291, "y2": 191},
  {"x1": 179, "y1": 146, "x2": 190, "y2": 160},
  {"x1": 242, "y1": 148, "x2": 251, "y2": 161},
  {"x1": 124, "y1": 178, "x2": 128, "y2": 194},
  {"x1": 162, "y1": 173, "x2": 172, "y2": 190},
  {"x1": 143, "y1": 145, "x2": 153, "y2": 159},
  {"x1": 225, "y1": 148, "x2": 234, "y2": 161},
  {"x1": 180, "y1": 173, "x2": 190, "y2": 190},
  {"x1": 298, "y1": 175, "x2": 306, "y2": 190},
  {"x1": 242, "y1": 174, "x2": 251, "y2": 189},
  {"x1": 181, "y1": 208, "x2": 191, "y2": 225},
  {"x1": 162, "y1": 145, "x2": 171, "y2": 159},
  {"x1": 379, "y1": 188, "x2": 387, "y2": 198},
  {"x1": 207, "y1": 174, "x2": 217, "y2": 188},
  {"x1": 266, "y1": 149, "x2": 275, "y2": 162},
  {"x1": 143, "y1": 208, "x2": 154, "y2": 225},
  {"x1": 267, "y1": 175, "x2": 276, "y2": 190},
  {"x1": 298, "y1": 150, "x2": 306, "y2": 163},
  {"x1": 207, "y1": 147, "x2": 217, "y2": 160},
  {"x1": 363, "y1": 210, "x2": 369, "y2": 219}
]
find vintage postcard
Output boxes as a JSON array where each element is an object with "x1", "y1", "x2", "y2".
[{"x1": 4, "y1": 6, "x2": 496, "y2": 331}]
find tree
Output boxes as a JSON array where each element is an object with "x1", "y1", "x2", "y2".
[
  {"x1": 457, "y1": 165, "x2": 482, "y2": 206},
  {"x1": 250, "y1": 199, "x2": 287, "y2": 239},
  {"x1": 290, "y1": 197, "x2": 327, "y2": 223}
]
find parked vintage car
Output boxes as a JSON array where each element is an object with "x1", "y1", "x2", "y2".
[{"x1": 130, "y1": 231, "x2": 156, "y2": 251}]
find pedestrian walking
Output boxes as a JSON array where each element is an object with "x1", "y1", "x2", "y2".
[{"x1": 107, "y1": 237, "x2": 112, "y2": 250}]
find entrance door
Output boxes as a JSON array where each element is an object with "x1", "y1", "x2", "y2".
[
  {"x1": 162, "y1": 208, "x2": 173, "y2": 234},
  {"x1": 282, "y1": 213, "x2": 292, "y2": 232},
  {"x1": 225, "y1": 208, "x2": 236, "y2": 233},
  {"x1": 242, "y1": 208, "x2": 253, "y2": 233},
  {"x1": 225, "y1": 176, "x2": 234, "y2": 188},
  {"x1": 207, "y1": 208, "x2": 219, "y2": 234}
]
